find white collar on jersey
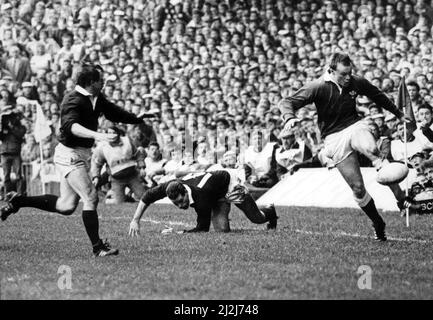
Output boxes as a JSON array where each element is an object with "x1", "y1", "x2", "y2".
[
  {"x1": 323, "y1": 69, "x2": 343, "y2": 94},
  {"x1": 75, "y1": 85, "x2": 92, "y2": 96},
  {"x1": 75, "y1": 85, "x2": 98, "y2": 109},
  {"x1": 183, "y1": 184, "x2": 195, "y2": 206}
]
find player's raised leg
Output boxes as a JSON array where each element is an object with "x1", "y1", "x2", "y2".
[
  {"x1": 351, "y1": 123, "x2": 413, "y2": 211},
  {"x1": 336, "y1": 152, "x2": 387, "y2": 241},
  {"x1": 0, "y1": 173, "x2": 79, "y2": 221}
]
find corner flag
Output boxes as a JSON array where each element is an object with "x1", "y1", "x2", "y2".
[
  {"x1": 397, "y1": 76, "x2": 417, "y2": 137},
  {"x1": 396, "y1": 76, "x2": 415, "y2": 228},
  {"x1": 33, "y1": 101, "x2": 52, "y2": 194},
  {"x1": 33, "y1": 102, "x2": 52, "y2": 143}
]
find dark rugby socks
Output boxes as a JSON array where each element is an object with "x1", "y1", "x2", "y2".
[
  {"x1": 361, "y1": 199, "x2": 385, "y2": 226},
  {"x1": 14, "y1": 195, "x2": 58, "y2": 212},
  {"x1": 82, "y1": 210, "x2": 100, "y2": 246}
]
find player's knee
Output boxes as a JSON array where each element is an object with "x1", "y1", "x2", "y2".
[
  {"x1": 352, "y1": 183, "x2": 366, "y2": 199},
  {"x1": 347, "y1": 178, "x2": 366, "y2": 198},
  {"x1": 82, "y1": 188, "x2": 99, "y2": 207},
  {"x1": 88, "y1": 189, "x2": 99, "y2": 206},
  {"x1": 58, "y1": 208, "x2": 75, "y2": 216},
  {"x1": 365, "y1": 145, "x2": 379, "y2": 157},
  {"x1": 57, "y1": 201, "x2": 77, "y2": 215}
]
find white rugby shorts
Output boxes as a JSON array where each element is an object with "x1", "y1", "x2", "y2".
[
  {"x1": 322, "y1": 120, "x2": 376, "y2": 165},
  {"x1": 53, "y1": 143, "x2": 92, "y2": 178}
]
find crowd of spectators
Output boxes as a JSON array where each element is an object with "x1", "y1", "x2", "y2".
[{"x1": 1, "y1": 0, "x2": 433, "y2": 204}]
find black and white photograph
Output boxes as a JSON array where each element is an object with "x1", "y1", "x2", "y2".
[{"x1": 1, "y1": 0, "x2": 433, "y2": 306}]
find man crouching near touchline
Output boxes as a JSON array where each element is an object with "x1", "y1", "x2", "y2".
[{"x1": 128, "y1": 170, "x2": 278, "y2": 235}]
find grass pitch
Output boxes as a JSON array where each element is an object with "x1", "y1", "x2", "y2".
[{"x1": 1, "y1": 202, "x2": 433, "y2": 299}]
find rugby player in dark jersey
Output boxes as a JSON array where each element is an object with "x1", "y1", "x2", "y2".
[
  {"x1": 128, "y1": 170, "x2": 278, "y2": 235},
  {"x1": 279, "y1": 52, "x2": 411, "y2": 241},
  {"x1": 1, "y1": 63, "x2": 152, "y2": 256}
]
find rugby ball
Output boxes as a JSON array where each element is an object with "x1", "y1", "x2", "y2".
[{"x1": 376, "y1": 162, "x2": 409, "y2": 185}]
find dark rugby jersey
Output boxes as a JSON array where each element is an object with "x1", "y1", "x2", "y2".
[
  {"x1": 141, "y1": 170, "x2": 231, "y2": 231},
  {"x1": 279, "y1": 73, "x2": 404, "y2": 138},
  {"x1": 58, "y1": 89, "x2": 142, "y2": 149}
]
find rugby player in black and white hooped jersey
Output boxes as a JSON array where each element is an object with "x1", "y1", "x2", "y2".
[{"x1": 128, "y1": 170, "x2": 278, "y2": 236}]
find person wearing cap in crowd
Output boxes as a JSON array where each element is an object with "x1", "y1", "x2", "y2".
[
  {"x1": 370, "y1": 113, "x2": 389, "y2": 137},
  {"x1": 368, "y1": 103, "x2": 383, "y2": 116},
  {"x1": 280, "y1": 52, "x2": 411, "y2": 241},
  {"x1": 91, "y1": 124, "x2": 146, "y2": 204},
  {"x1": 409, "y1": 151, "x2": 428, "y2": 174},
  {"x1": 384, "y1": 113, "x2": 399, "y2": 138},
  {"x1": 0, "y1": 105, "x2": 27, "y2": 197},
  {"x1": 275, "y1": 126, "x2": 313, "y2": 180},
  {"x1": 20, "y1": 81, "x2": 40, "y2": 102}
]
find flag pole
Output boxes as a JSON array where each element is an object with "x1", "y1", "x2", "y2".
[
  {"x1": 403, "y1": 105, "x2": 409, "y2": 228},
  {"x1": 39, "y1": 142, "x2": 46, "y2": 194},
  {"x1": 401, "y1": 75, "x2": 410, "y2": 228}
]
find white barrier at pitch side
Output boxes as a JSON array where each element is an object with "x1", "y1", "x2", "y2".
[{"x1": 256, "y1": 168, "x2": 418, "y2": 212}]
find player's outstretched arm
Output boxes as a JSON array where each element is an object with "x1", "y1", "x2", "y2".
[
  {"x1": 129, "y1": 200, "x2": 149, "y2": 237},
  {"x1": 100, "y1": 95, "x2": 152, "y2": 124},
  {"x1": 128, "y1": 183, "x2": 169, "y2": 237},
  {"x1": 359, "y1": 77, "x2": 404, "y2": 119}
]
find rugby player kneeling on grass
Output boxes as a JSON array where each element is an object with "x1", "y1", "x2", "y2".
[{"x1": 128, "y1": 170, "x2": 278, "y2": 235}]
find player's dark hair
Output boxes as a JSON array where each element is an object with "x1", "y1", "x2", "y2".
[
  {"x1": 421, "y1": 159, "x2": 433, "y2": 172},
  {"x1": 329, "y1": 52, "x2": 353, "y2": 71},
  {"x1": 166, "y1": 181, "x2": 186, "y2": 200},
  {"x1": 76, "y1": 63, "x2": 103, "y2": 88}
]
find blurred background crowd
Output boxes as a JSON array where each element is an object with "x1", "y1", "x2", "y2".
[{"x1": 1, "y1": 0, "x2": 433, "y2": 203}]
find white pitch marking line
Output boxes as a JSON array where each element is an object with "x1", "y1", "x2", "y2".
[
  {"x1": 295, "y1": 229, "x2": 429, "y2": 244},
  {"x1": 23, "y1": 211, "x2": 193, "y2": 227},
  {"x1": 14, "y1": 212, "x2": 432, "y2": 243},
  {"x1": 141, "y1": 218, "x2": 192, "y2": 228}
]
